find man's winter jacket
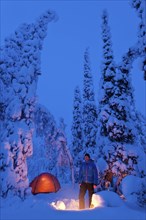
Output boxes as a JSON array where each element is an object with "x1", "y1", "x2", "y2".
[{"x1": 79, "y1": 159, "x2": 98, "y2": 185}]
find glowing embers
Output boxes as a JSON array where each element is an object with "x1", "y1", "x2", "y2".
[{"x1": 50, "y1": 194, "x2": 104, "y2": 210}]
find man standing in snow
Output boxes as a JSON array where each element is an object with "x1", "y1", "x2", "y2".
[{"x1": 79, "y1": 153, "x2": 98, "y2": 209}]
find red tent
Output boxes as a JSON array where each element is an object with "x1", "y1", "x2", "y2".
[{"x1": 30, "y1": 173, "x2": 61, "y2": 194}]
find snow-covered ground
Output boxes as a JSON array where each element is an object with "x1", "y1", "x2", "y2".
[{"x1": 1, "y1": 184, "x2": 145, "y2": 220}]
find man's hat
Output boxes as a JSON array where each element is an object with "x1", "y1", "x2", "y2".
[{"x1": 84, "y1": 153, "x2": 90, "y2": 158}]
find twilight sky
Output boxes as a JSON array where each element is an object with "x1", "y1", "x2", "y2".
[{"x1": 1, "y1": 0, "x2": 145, "y2": 136}]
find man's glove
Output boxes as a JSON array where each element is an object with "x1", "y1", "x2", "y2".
[{"x1": 93, "y1": 185, "x2": 97, "y2": 189}]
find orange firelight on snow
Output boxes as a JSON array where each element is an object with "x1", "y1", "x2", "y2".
[{"x1": 50, "y1": 195, "x2": 104, "y2": 211}]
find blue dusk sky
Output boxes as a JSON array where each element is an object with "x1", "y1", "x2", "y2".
[{"x1": 1, "y1": 0, "x2": 145, "y2": 136}]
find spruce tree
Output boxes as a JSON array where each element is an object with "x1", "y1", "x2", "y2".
[
  {"x1": 0, "y1": 10, "x2": 57, "y2": 199},
  {"x1": 131, "y1": 0, "x2": 146, "y2": 80},
  {"x1": 118, "y1": 0, "x2": 146, "y2": 80},
  {"x1": 135, "y1": 112, "x2": 146, "y2": 153},
  {"x1": 27, "y1": 104, "x2": 57, "y2": 182},
  {"x1": 97, "y1": 10, "x2": 116, "y2": 153},
  {"x1": 82, "y1": 48, "x2": 97, "y2": 157},
  {"x1": 55, "y1": 118, "x2": 73, "y2": 183},
  {"x1": 97, "y1": 10, "x2": 141, "y2": 182},
  {"x1": 71, "y1": 86, "x2": 83, "y2": 182}
]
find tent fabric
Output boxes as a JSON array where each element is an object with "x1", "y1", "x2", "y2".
[{"x1": 30, "y1": 173, "x2": 61, "y2": 194}]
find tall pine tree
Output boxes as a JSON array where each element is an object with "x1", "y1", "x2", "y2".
[
  {"x1": 82, "y1": 48, "x2": 97, "y2": 157},
  {"x1": 117, "y1": 0, "x2": 146, "y2": 81},
  {"x1": 0, "y1": 10, "x2": 57, "y2": 199},
  {"x1": 71, "y1": 86, "x2": 83, "y2": 182},
  {"x1": 97, "y1": 10, "x2": 141, "y2": 181},
  {"x1": 131, "y1": 0, "x2": 146, "y2": 80},
  {"x1": 97, "y1": 10, "x2": 116, "y2": 154},
  {"x1": 27, "y1": 104, "x2": 57, "y2": 182},
  {"x1": 55, "y1": 118, "x2": 73, "y2": 183}
]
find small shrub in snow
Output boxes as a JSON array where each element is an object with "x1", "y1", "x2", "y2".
[
  {"x1": 94, "y1": 191, "x2": 124, "y2": 207},
  {"x1": 121, "y1": 175, "x2": 146, "y2": 207}
]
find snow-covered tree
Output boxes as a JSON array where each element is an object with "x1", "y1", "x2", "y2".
[
  {"x1": 28, "y1": 109, "x2": 73, "y2": 184},
  {"x1": 97, "y1": 10, "x2": 116, "y2": 153},
  {"x1": 71, "y1": 86, "x2": 83, "y2": 182},
  {"x1": 107, "y1": 0, "x2": 146, "y2": 177},
  {"x1": 118, "y1": 0, "x2": 146, "y2": 81},
  {"x1": 0, "y1": 10, "x2": 57, "y2": 199},
  {"x1": 97, "y1": 10, "x2": 143, "y2": 183},
  {"x1": 121, "y1": 175, "x2": 146, "y2": 207},
  {"x1": 82, "y1": 48, "x2": 97, "y2": 157},
  {"x1": 27, "y1": 104, "x2": 57, "y2": 182},
  {"x1": 135, "y1": 112, "x2": 146, "y2": 152},
  {"x1": 131, "y1": 0, "x2": 146, "y2": 80},
  {"x1": 55, "y1": 118, "x2": 73, "y2": 184}
]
